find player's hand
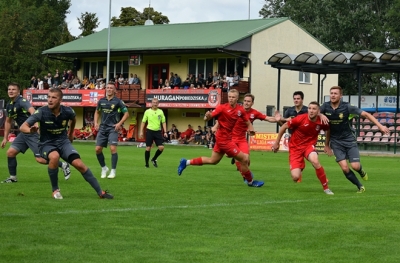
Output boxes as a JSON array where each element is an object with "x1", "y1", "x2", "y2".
[
  {"x1": 114, "y1": 123, "x2": 122, "y2": 131},
  {"x1": 94, "y1": 124, "x2": 99, "y2": 131},
  {"x1": 324, "y1": 145, "x2": 333, "y2": 156},
  {"x1": 30, "y1": 126, "x2": 38, "y2": 134},
  {"x1": 247, "y1": 130, "x2": 256, "y2": 136},
  {"x1": 163, "y1": 132, "x2": 168, "y2": 138},
  {"x1": 379, "y1": 125, "x2": 390, "y2": 135},
  {"x1": 1, "y1": 138, "x2": 7, "y2": 148},
  {"x1": 319, "y1": 114, "x2": 330, "y2": 125},
  {"x1": 139, "y1": 133, "x2": 143, "y2": 139},
  {"x1": 204, "y1": 111, "x2": 212, "y2": 120},
  {"x1": 271, "y1": 142, "x2": 280, "y2": 153}
]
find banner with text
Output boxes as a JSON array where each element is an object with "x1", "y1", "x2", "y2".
[
  {"x1": 145, "y1": 89, "x2": 221, "y2": 108},
  {"x1": 249, "y1": 132, "x2": 326, "y2": 152},
  {"x1": 23, "y1": 90, "x2": 105, "y2": 107}
]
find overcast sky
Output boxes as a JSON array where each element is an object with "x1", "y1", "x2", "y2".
[{"x1": 66, "y1": 0, "x2": 266, "y2": 37}]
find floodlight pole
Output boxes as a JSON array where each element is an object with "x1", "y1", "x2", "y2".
[
  {"x1": 248, "y1": 0, "x2": 250, "y2": 19},
  {"x1": 106, "y1": 0, "x2": 111, "y2": 83}
]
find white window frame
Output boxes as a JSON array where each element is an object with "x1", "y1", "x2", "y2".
[{"x1": 299, "y1": 72, "x2": 311, "y2": 84}]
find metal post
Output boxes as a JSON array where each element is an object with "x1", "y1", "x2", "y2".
[
  {"x1": 106, "y1": 0, "x2": 111, "y2": 83},
  {"x1": 276, "y1": 68, "x2": 281, "y2": 132}
]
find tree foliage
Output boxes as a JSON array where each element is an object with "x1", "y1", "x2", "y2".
[
  {"x1": 78, "y1": 12, "x2": 99, "y2": 37},
  {"x1": 259, "y1": 0, "x2": 400, "y2": 95},
  {"x1": 111, "y1": 7, "x2": 169, "y2": 27},
  {"x1": 0, "y1": 0, "x2": 73, "y2": 98}
]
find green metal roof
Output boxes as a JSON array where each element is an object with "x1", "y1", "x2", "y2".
[{"x1": 43, "y1": 18, "x2": 289, "y2": 56}]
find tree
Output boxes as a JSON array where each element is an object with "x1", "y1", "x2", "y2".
[
  {"x1": 259, "y1": 0, "x2": 398, "y2": 94},
  {"x1": 78, "y1": 12, "x2": 99, "y2": 37},
  {"x1": 111, "y1": 6, "x2": 169, "y2": 27},
  {"x1": 0, "y1": 0, "x2": 73, "y2": 98}
]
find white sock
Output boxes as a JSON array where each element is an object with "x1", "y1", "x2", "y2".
[{"x1": 186, "y1": 160, "x2": 191, "y2": 166}]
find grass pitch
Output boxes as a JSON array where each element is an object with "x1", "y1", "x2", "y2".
[{"x1": 0, "y1": 142, "x2": 400, "y2": 263}]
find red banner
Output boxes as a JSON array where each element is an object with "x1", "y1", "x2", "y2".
[
  {"x1": 23, "y1": 89, "x2": 105, "y2": 107},
  {"x1": 145, "y1": 89, "x2": 221, "y2": 108}
]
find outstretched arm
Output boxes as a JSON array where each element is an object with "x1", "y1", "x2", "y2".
[{"x1": 272, "y1": 123, "x2": 288, "y2": 152}]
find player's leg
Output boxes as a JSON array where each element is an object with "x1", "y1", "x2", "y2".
[
  {"x1": 233, "y1": 140, "x2": 249, "y2": 179},
  {"x1": 63, "y1": 144, "x2": 113, "y2": 199},
  {"x1": 177, "y1": 149, "x2": 224, "y2": 176},
  {"x1": 347, "y1": 145, "x2": 368, "y2": 181},
  {"x1": 233, "y1": 151, "x2": 263, "y2": 187},
  {"x1": 306, "y1": 148, "x2": 333, "y2": 194},
  {"x1": 2, "y1": 133, "x2": 30, "y2": 183},
  {"x1": 95, "y1": 130, "x2": 109, "y2": 178},
  {"x1": 107, "y1": 131, "x2": 119, "y2": 178},
  {"x1": 144, "y1": 129, "x2": 154, "y2": 168},
  {"x1": 151, "y1": 131, "x2": 166, "y2": 168},
  {"x1": 44, "y1": 147, "x2": 63, "y2": 199}
]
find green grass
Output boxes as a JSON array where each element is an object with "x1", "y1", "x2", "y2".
[{"x1": 1, "y1": 142, "x2": 400, "y2": 263}]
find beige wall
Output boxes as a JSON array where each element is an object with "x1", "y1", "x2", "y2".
[{"x1": 250, "y1": 20, "x2": 338, "y2": 132}]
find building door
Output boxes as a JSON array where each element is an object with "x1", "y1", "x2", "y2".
[{"x1": 148, "y1": 64, "x2": 169, "y2": 89}]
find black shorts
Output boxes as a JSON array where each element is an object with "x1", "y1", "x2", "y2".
[
  {"x1": 145, "y1": 129, "x2": 164, "y2": 147},
  {"x1": 39, "y1": 141, "x2": 79, "y2": 162}
]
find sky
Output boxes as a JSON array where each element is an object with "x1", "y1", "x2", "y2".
[{"x1": 66, "y1": 0, "x2": 266, "y2": 37}]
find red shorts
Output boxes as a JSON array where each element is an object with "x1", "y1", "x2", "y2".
[
  {"x1": 233, "y1": 139, "x2": 249, "y2": 155},
  {"x1": 213, "y1": 140, "x2": 241, "y2": 157},
  {"x1": 289, "y1": 145, "x2": 316, "y2": 170}
]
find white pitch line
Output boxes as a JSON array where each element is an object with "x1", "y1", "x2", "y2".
[{"x1": 2, "y1": 193, "x2": 398, "y2": 217}]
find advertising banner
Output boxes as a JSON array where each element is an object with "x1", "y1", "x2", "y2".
[
  {"x1": 145, "y1": 89, "x2": 221, "y2": 108},
  {"x1": 23, "y1": 89, "x2": 105, "y2": 107},
  {"x1": 249, "y1": 132, "x2": 326, "y2": 152}
]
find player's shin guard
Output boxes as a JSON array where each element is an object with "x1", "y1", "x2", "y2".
[
  {"x1": 96, "y1": 153, "x2": 106, "y2": 167},
  {"x1": 344, "y1": 170, "x2": 362, "y2": 188},
  {"x1": 315, "y1": 166, "x2": 328, "y2": 190},
  {"x1": 190, "y1": 157, "x2": 203, "y2": 165},
  {"x1": 242, "y1": 170, "x2": 253, "y2": 182},
  {"x1": 82, "y1": 168, "x2": 102, "y2": 194},
  {"x1": 111, "y1": 153, "x2": 118, "y2": 169},
  {"x1": 8, "y1": 157, "x2": 17, "y2": 176}
]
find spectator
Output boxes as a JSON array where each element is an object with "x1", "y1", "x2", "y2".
[
  {"x1": 232, "y1": 71, "x2": 240, "y2": 86},
  {"x1": 178, "y1": 124, "x2": 195, "y2": 144},
  {"x1": 37, "y1": 78, "x2": 44, "y2": 90},
  {"x1": 206, "y1": 73, "x2": 213, "y2": 87},
  {"x1": 131, "y1": 74, "x2": 140, "y2": 85},
  {"x1": 209, "y1": 72, "x2": 220, "y2": 88},
  {"x1": 54, "y1": 70, "x2": 60, "y2": 87},
  {"x1": 118, "y1": 74, "x2": 125, "y2": 85},
  {"x1": 157, "y1": 79, "x2": 164, "y2": 89},
  {"x1": 30, "y1": 76, "x2": 38, "y2": 89},
  {"x1": 194, "y1": 126, "x2": 203, "y2": 144},
  {"x1": 128, "y1": 73, "x2": 134, "y2": 84},
  {"x1": 169, "y1": 72, "x2": 175, "y2": 85},
  {"x1": 45, "y1": 73, "x2": 53, "y2": 88},
  {"x1": 168, "y1": 124, "x2": 179, "y2": 140},
  {"x1": 173, "y1": 74, "x2": 181, "y2": 87}
]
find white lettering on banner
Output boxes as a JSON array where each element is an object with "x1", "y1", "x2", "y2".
[{"x1": 152, "y1": 95, "x2": 207, "y2": 101}]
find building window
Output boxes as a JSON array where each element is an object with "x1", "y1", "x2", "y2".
[
  {"x1": 108, "y1": 60, "x2": 129, "y2": 80},
  {"x1": 188, "y1": 59, "x2": 214, "y2": 78},
  {"x1": 83, "y1": 61, "x2": 105, "y2": 79},
  {"x1": 188, "y1": 58, "x2": 243, "y2": 79},
  {"x1": 266, "y1": 105, "x2": 275, "y2": 116},
  {"x1": 299, "y1": 72, "x2": 311, "y2": 83}
]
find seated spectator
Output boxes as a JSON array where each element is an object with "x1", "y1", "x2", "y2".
[
  {"x1": 194, "y1": 77, "x2": 202, "y2": 87},
  {"x1": 181, "y1": 77, "x2": 190, "y2": 89},
  {"x1": 132, "y1": 74, "x2": 140, "y2": 85},
  {"x1": 206, "y1": 72, "x2": 213, "y2": 87},
  {"x1": 194, "y1": 126, "x2": 204, "y2": 144},
  {"x1": 209, "y1": 72, "x2": 220, "y2": 88},
  {"x1": 204, "y1": 127, "x2": 216, "y2": 149},
  {"x1": 178, "y1": 124, "x2": 195, "y2": 144},
  {"x1": 232, "y1": 71, "x2": 240, "y2": 86},
  {"x1": 189, "y1": 84, "x2": 196, "y2": 89},
  {"x1": 198, "y1": 73, "x2": 205, "y2": 85},
  {"x1": 37, "y1": 78, "x2": 44, "y2": 89},
  {"x1": 164, "y1": 79, "x2": 171, "y2": 88},
  {"x1": 82, "y1": 76, "x2": 89, "y2": 87},
  {"x1": 128, "y1": 73, "x2": 134, "y2": 84},
  {"x1": 72, "y1": 76, "x2": 81, "y2": 89},
  {"x1": 157, "y1": 79, "x2": 164, "y2": 89},
  {"x1": 173, "y1": 74, "x2": 181, "y2": 87},
  {"x1": 118, "y1": 74, "x2": 125, "y2": 85},
  {"x1": 168, "y1": 124, "x2": 179, "y2": 141}
]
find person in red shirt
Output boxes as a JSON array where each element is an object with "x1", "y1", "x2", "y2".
[
  {"x1": 272, "y1": 101, "x2": 334, "y2": 195},
  {"x1": 177, "y1": 89, "x2": 264, "y2": 187},
  {"x1": 232, "y1": 93, "x2": 280, "y2": 178}
]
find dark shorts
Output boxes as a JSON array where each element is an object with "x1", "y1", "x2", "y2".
[
  {"x1": 330, "y1": 140, "x2": 360, "y2": 163},
  {"x1": 96, "y1": 128, "x2": 119, "y2": 147},
  {"x1": 10, "y1": 133, "x2": 41, "y2": 158},
  {"x1": 39, "y1": 141, "x2": 79, "y2": 162},
  {"x1": 145, "y1": 129, "x2": 164, "y2": 147}
]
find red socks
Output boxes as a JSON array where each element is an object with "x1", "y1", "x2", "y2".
[
  {"x1": 315, "y1": 166, "x2": 328, "y2": 190},
  {"x1": 190, "y1": 157, "x2": 203, "y2": 166}
]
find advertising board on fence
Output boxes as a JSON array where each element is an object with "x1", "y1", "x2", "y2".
[
  {"x1": 249, "y1": 132, "x2": 326, "y2": 152},
  {"x1": 23, "y1": 90, "x2": 105, "y2": 107}
]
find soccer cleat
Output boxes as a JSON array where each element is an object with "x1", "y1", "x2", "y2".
[
  {"x1": 99, "y1": 190, "x2": 114, "y2": 199},
  {"x1": 52, "y1": 189, "x2": 63, "y2": 199},
  {"x1": 101, "y1": 166, "x2": 109, "y2": 179},
  {"x1": 297, "y1": 174, "x2": 302, "y2": 183},
  {"x1": 107, "y1": 170, "x2": 116, "y2": 179},
  {"x1": 247, "y1": 180, "x2": 264, "y2": 187},
  {"x1": 360, "y1": 170, "x2": 368, "y2": 181},
  {"x1": 145, "y1": 164, "x2": 149, "y2": 168},
  {"x1": 357, "y1": 186, "x2": 366, "y2": 194},
  {"x1": 61, "y1": 162, "x2": 71, "y2": 180},
  {"x1": 231, "y1": 158, "x2": 235, "y2": 165},
  {"x1": 177, "y1": 158, "x2": 187, "y2": 176},
  {"x1": 151, "y1": 159, "x2": 158, "y2": 168},
  {"x1": 1, "y1": 177, "x2": 17, "y2": 183},
  {"x1": 324, "y1": 189, "x2": 334, "y2": 195}
]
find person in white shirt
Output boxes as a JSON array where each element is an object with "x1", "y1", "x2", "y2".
[{"x1": 37, "y1": 78, "x2": 44, "y2": 89}]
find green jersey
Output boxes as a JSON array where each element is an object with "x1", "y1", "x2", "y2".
[{"x1": 142, "y1": 108, "x2": 165, "y2": 131}]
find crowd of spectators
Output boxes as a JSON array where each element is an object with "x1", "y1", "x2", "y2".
[
  {"x1": 28, "y1": 70, "x2": 141, "y2": 90},
  {"x1": 154, "y1": 71, "x2": 240, "y2": 91},
  {"x1": 166, "y1": 124, "x2": 215, "y2": 148}
]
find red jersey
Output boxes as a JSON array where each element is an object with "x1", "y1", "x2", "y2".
[
  {"x1": 232, "y1": 108, "x2": 267, "y2": 140},
  {"x1": 287, "y1": 114, "x2": 329, "y2": 150},
  {"x1": 211, "y1": 103, "x2": 249, "y2": 141}
]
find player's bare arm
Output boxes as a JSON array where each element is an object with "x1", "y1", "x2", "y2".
[
  {"x1": 323, "y1": 129, "x2": 333, "y2": 156},
  {"x1": 1, "y1": 117, "x2": 12, "y2": 148},
  {"x1": 68, "y1": 118, "x2": 76, "y2": 142},
  {"x1": 114, "y1": 111, "x2": 130, "y2": 131},
  {"x1": 246, "y1": 121, "x2": 255, "y2": 136},
  {"x1": 20, "y1": 121, "x2": 37, "y2": 134},
  {"x1": 272, "y1": 123, "x2": 288, "y2": 152},
  {"x1": 94, "y1": 110, "x2": 100, "y2": 131}
]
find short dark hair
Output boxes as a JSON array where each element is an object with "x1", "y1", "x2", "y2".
[
  {"x1": 330, "y1": 86, "x2": 343, "y2": 95},
  {"x1": 49, "y1": 88, "x2": 63, "y2": 99},
  {"x1": 244, "y1": 93, "x2": 255, "y2": 102},
  {"x1": 293, "y1": 91, "x2": 304, "y2": 100},
  {"x1": 308, "y1": 101, "x2": 320, "y2": 108},
  {"x1": 8, "y1": 82, "x2": 21, "y2": 90}
]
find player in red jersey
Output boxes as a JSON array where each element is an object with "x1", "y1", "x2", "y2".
[
  {"x1": 223, "y1": 93, "x2": 280, "y2": 180},
  {"x1": 177, "y1": 89, "x2": 264, "y2": 187},
  {"x1": 272, "y1": 101, "x2": 334, "y2": 195}
]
